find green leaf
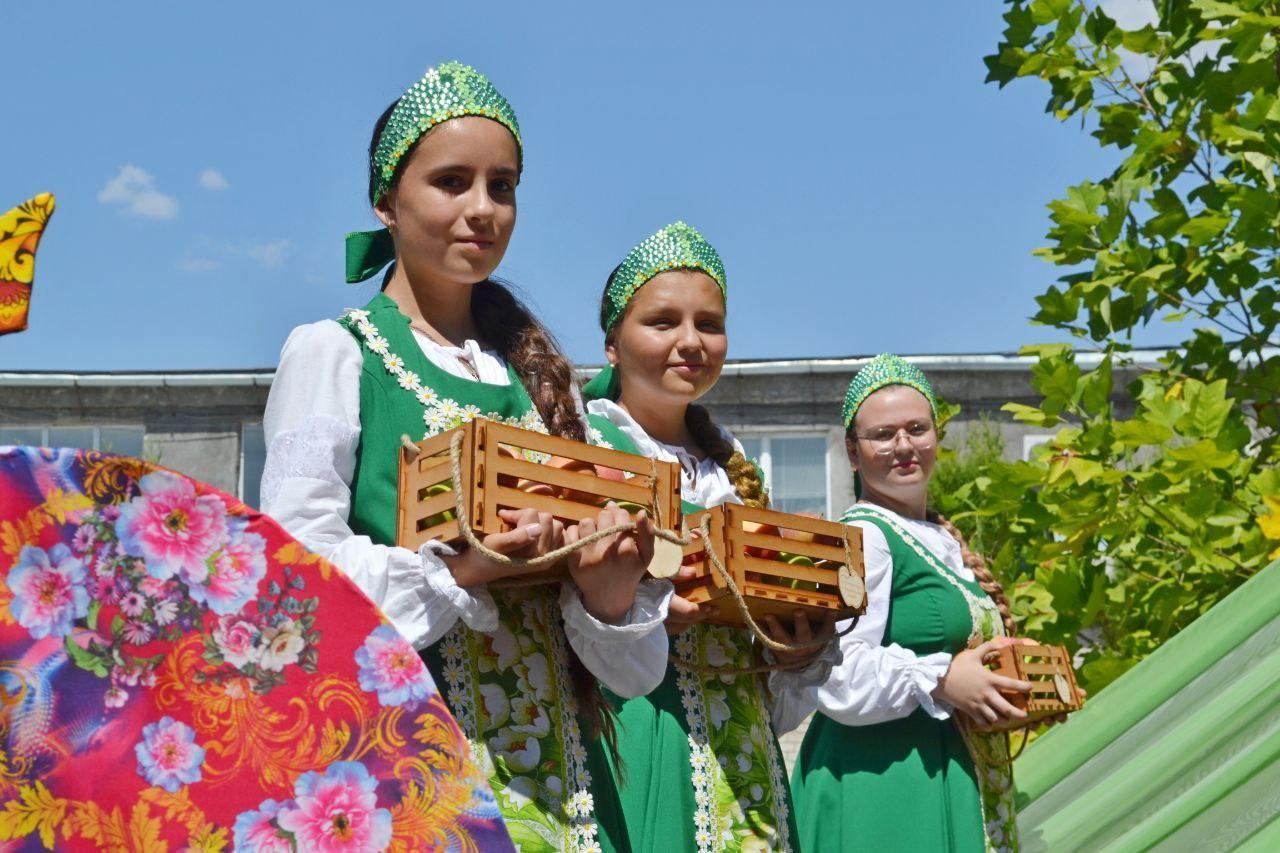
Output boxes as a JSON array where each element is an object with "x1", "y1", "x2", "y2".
[
  {"x1": 1080, "y1": 356, "x2": 1113, "y2": 413},
  {"x1": 1003, "y1": 402, "x2": 1061, "y2": 428},
  {"x1": 1166, "y1": 439, "x2": 1238, "y2": 469},
  {"x1": 64, "y1": 636, "x2": 111, "y2": 678},
  {"x1": 1178, "y1": 214, "x2": 1230, "y2": 245},
  {"x1": 1178, "y1": 379, "x2": 1232, "y2": 438}
]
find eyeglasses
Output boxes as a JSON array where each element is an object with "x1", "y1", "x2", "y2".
[{"x1": 854, "y1": 423, "x2": 936, "y2": 454}]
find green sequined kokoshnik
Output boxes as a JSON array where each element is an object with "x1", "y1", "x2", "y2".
[
  {"x1": 841, "y1": 353, "x2": 938, "y2": 428},
  {"x1": 370, "y1": 60, "x2": 522, "y2": 204},
  {"x1": 346, "y1": 61, "x2": 522, "y2": 284},
  {"x1": 600, "y1": 221, "x2": 727, "y2": 332}
]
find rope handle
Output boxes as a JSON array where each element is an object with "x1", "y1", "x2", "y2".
[
  {"x1": 668, "y1": 515, "x2": 855, "y2": 675},
  {"x1": 402, "y1": 431, "x2": 690, "y2": 586},
  {"x1": 958, "y1": 718, "x2": 1029, "y2": 768}
]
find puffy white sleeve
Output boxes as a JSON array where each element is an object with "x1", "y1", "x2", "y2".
[
  {"x1": 763, "y1": 638, "x2": 844, "y2": 735},
  {"x1": 809, "y1": 520, "x2": 953, "y2": 725},
  {"x1": 559, "y1": 579, "x2": 674, "y2": 698},
  {"x1": 260, "y1": 319, "x2": 497, "y2": 649}
]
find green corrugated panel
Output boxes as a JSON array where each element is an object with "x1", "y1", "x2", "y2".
[{"x1": 1015, "y1": 558, "x2": 1280, "y2": 851}]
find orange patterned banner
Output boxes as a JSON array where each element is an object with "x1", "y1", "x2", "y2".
[{"x1": 0, "y1": 193, "x2": 55, "y2": 336}]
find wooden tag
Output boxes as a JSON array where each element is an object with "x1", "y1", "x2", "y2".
[
  {"x1": 646, "y1": 536, "x2": 684, "y2": 580},
  {"x1": 1054, "y1": 672, "x2": 1074, "y2": 705},
  {"x1": 838, "y1": 564, "x2": 866, "y2": 608}
]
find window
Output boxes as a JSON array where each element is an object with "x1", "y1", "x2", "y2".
[
  {"x1": 739, "y1": 434, "x2": 829, "y2": 516},
  {"x1": 240, "y1": 422, "x2": 267, "y2": 509},
  {"x1": 0, "y1": 425, "x2": 144, "y2": 456},
  {"x1": 1023, "y1": 434, "x2": 1054, "y2": 460}
]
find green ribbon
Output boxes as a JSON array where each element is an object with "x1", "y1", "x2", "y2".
[
  {"x1": 581, "y1": 365, "x2": 621, "y2": 401},
  {"x1": 345, "y1": 229, "x2": 396, "y2": 284}
]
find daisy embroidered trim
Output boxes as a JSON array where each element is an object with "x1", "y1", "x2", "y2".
[
  {"x1": 675, "y1": 631, "x2": 723, "y2": 852},
  {"x1": 842, "y1": 505, "x2": 1000, "y2": 645},
  {"x1": 542, "y1": 594, "x2": 600, "y2": 851},
  {"x1": 342, "y1": 309, "x2": 551, "y2": 452}
]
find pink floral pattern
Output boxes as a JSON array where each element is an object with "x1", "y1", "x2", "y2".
[
  {"x1": 272, "y1": 761, "x2": 393, "y2": 852},
  {"x1": 355, "y1": 624, "x2": 431, "y2": 708},
  {"x1": 135, "y1": 715, "x2": 205, "y2": 792},
  {"x1": 7, "y1": 543, "x2": 88, "y2": 638},
  {"x1": 115, "y1": 470, "x2": 228, "y2": 583}
]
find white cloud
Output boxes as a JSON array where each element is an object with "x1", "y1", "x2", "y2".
[
  {"x1": 198, "y1": 168, "x2": 229, "y2": 191},
  {"x1": 98, "y1": 165, "x2": 178, "y2": 220},
  {"x1": 177, "y1": 257, "x2": 220, "y2": 273},
  {"x1": 247, "y1": 240, "x2": 293, "y2": 269}
]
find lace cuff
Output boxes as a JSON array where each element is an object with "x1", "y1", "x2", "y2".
[
  {"x1": 420, "y1": 544, "x2": 499, "y2": 634},
  {"x1": 558, "y1": 579, "x2": 673, "y2": 643},
  {"x1": 260, "y1": 415, "x2": 359, "y2": 509}
]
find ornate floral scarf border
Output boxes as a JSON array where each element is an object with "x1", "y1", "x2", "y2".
[{"x1": 0, "y1": 447, "x2": 512, "y2": 851}]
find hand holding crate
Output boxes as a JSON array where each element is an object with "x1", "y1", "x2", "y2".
[
  {"x1": 397, "y1": 418, "x2": 687, "y2": 582},
  {"x1": 677, "y1": 503, "x2": 867, "y2": 638},
  {"x1": 987, "y1": 641, "x2": 1084, "y2": 731}
]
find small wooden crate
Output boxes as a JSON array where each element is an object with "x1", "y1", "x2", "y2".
[
  {"x1": 396, "y1": 419, "x2": 683, "y2": 569},
  {"x1": 676, "y1": 503, "x2": 867, "y2": 629},
  {"x1": 990, "y1": 642, "x2": 1084, "y2": 729}
]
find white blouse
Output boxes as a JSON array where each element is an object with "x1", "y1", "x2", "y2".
[
  {"x1": 803, "y1": 503, "x2": 978, "y2": 726},
  {"x1": 260, "y1": 318, "x2": 673, "y2": 699},
  {"x1": 586, "y1": 398, "x2": 840, "y2": 733}
]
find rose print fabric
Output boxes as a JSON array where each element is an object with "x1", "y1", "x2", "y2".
[{"x1": 0, "y1": 446, "x2": 512, "y2": 852}]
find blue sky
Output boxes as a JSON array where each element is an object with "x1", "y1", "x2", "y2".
[{"x1": 5, "y1": 1, "x2": 1155, "y2": 371}]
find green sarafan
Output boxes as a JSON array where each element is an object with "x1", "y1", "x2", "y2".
[{"x1": 940, "y1": 1, "x2": 1280, "y2": 695}]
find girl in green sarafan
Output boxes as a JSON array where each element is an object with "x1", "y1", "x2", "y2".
[
  {"x1": 262, "y1": 62, "x2": 676, "y2": 852},
  {"x1": 581, "y1": 221, "x2": 840, "y2": 852},
  {"x1": 791, "y1": 355, "x2": 1031, "y2": 852}
]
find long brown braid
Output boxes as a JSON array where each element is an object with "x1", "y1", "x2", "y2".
[
  {"x1": 927, "y1": 511, "x2": 1017, "y2": 637},
  {"x1": 369, "y1": 100, "x2": 616, "y2": 751},
  {"x1": 684, "y1": 405, "x2": 769, "y2": 508}
]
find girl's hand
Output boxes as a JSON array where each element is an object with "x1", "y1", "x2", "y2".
[
  {"x1": 665, "y1": 565, "x2": 707, "y2": 635},
  {"x1": 934, "y1": 637, "x2": 1033, "y2": 730},
  {"x1": 762, "y1": 610, "x2": 839, "y2": 668},
  {"x1": 444, "y1": 508, "x2": 564, "y2": 587},
  {"x1": 566, "y1": 503, "x2": 655, "y2": 623}
]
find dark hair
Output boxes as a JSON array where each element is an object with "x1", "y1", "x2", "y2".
[{"x1": 369, "y1": 101, "x2": 618, "y2": 744}]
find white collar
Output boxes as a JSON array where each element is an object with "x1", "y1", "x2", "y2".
[{"x1": 586, "y1": 398, "x2": 744, "y2": 508}]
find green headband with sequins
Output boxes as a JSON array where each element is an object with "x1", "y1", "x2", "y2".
[
  {"x1": 841, "y1": 354, "x2": 938, "y2": 428},
  {"x1": 599, "y1": 221, "x2": 727, "y2": 332},
  {"x1": 345, "y1": 61, "x2": 523, "y2": 283},
  {"x1": 583, "y1": 221, "x2": 728, "y2": 401}
]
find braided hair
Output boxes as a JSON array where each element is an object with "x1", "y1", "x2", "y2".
[{"x1": 928, "y1": 511, "x2": 1017, "y2": 637}]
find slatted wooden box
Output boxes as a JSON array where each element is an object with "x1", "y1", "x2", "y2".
[
  {"x1": 990, "y1": 642, "x2": 1084, "y2": 730},
  {"x1": 677, "y1": 503, "x2": 867, "y2": 629},
  {"x1": 397, "y1": 419, "x2": 683, "y2": 578}
]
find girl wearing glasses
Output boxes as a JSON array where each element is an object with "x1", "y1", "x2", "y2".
[{"x1": 790, "y1": 355, "x2": 1028, "y2": 852}]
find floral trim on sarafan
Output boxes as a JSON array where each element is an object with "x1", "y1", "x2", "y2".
[
  {"x1": 842, "y1": 505, "x2": 1000, "y2": 646},
  {"x1": 673, "y1": 626, "x2": 794, "y2": 852},
  {"x1": 542, "y1": 593, "x2": 600, "y2": 852},
  {"x1": 842, "y1": 504, "x2": 1016, "y2": 852},
  {"x1": 343, "y1": 308, "x2": 549, "y2": 453},
  {"x1": 437, "y1": 588, "x2": 600, "y2": 851}
]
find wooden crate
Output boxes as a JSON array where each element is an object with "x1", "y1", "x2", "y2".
[
  {"x1": 990, "y1": 642, "x2": 1083, "y2": 729},
  {"x1": 677, "y1": 503, "x2": 866, "y2": 629},
  {"x1": 396, "y1": 419, "x2": 683, "y2": 573}
]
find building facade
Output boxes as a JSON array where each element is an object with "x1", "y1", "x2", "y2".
[{"x1": 0, "y1": 351, "x2": 1153, "y2": 513}]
